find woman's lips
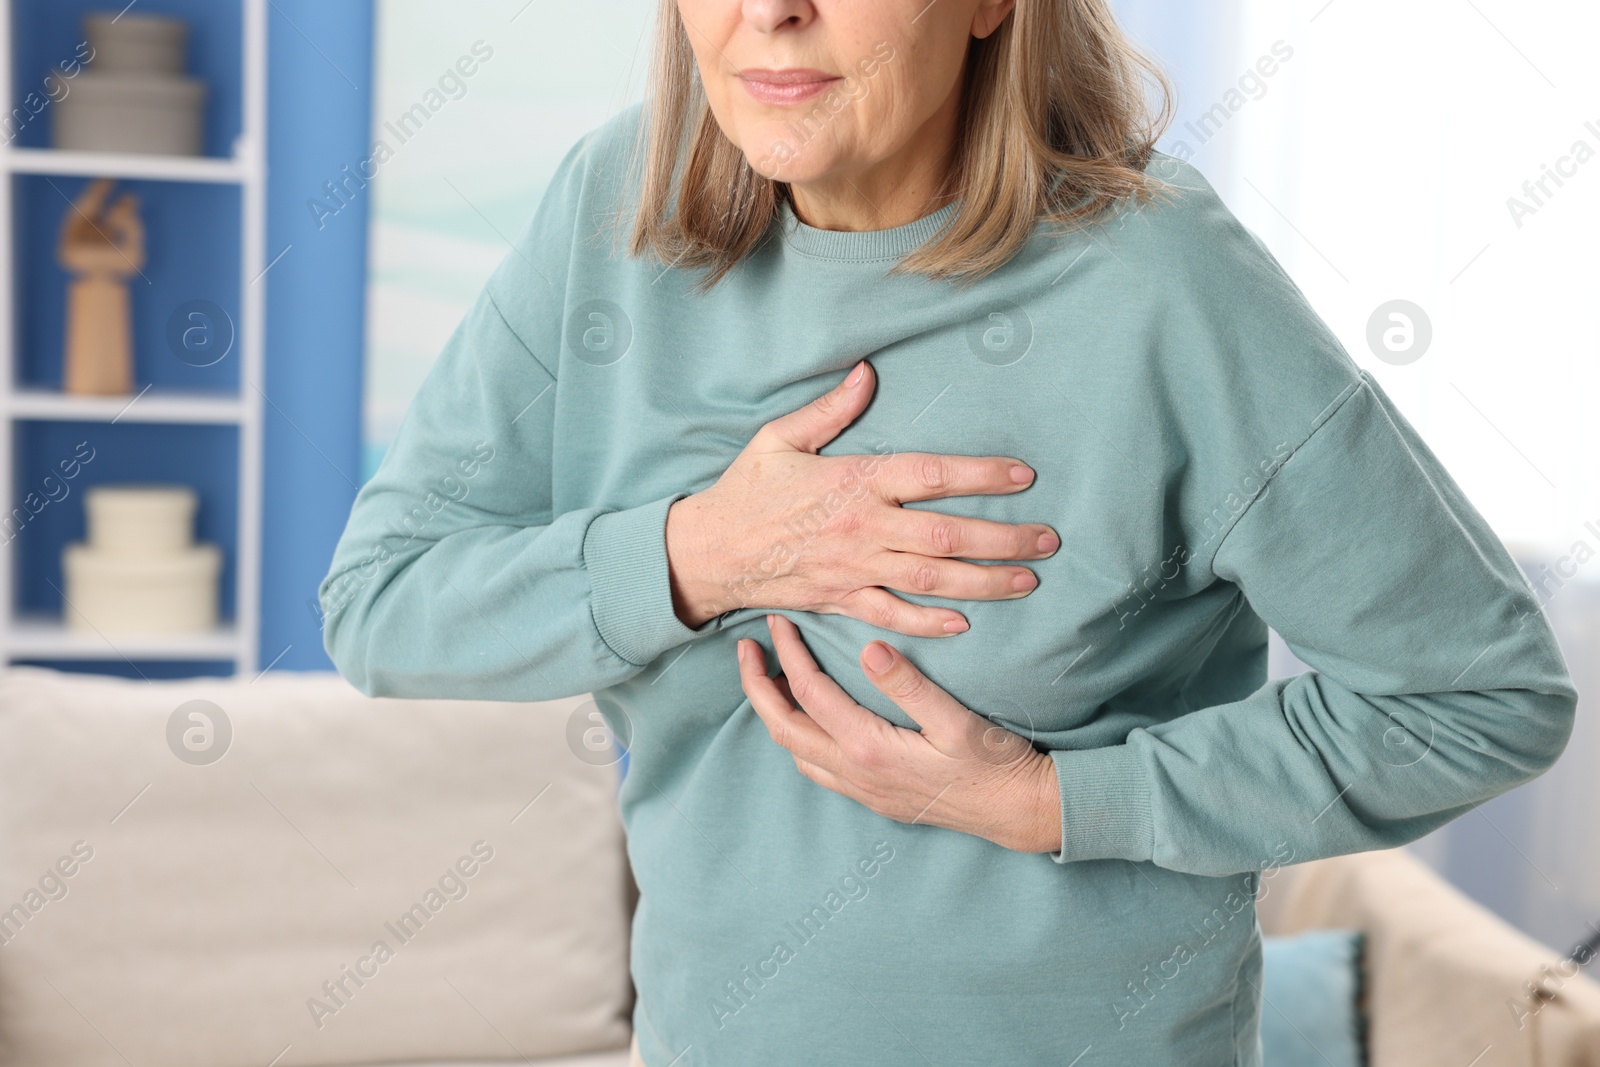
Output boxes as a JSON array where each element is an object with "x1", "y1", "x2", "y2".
[{"x1": 738, "y1": 69, "x2": 842, "y2": 106}]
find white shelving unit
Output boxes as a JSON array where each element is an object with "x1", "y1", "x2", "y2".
[
  {"x1": 7, "y1": 386, "x2": 247, "y2": 424},
  {"x1": 0, "y1": 0, "x2": 266, "y2": 673},
  {"x1": 6, "y1": 146, "x2": 251, "y2": 184}
]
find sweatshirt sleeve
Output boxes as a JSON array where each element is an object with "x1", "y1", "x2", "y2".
[
  {"x1": 1047, "y1": 372, "x2": 1577, "y2": 876},
  {"x1": 318, "y1": 129, "x2": 711, "y2": 702}
]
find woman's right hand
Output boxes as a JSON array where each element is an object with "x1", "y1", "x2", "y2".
[{"x1": 664, "y1": 361, "x2": 1059, "y2": 638}]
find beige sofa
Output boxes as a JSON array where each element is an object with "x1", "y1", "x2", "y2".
[
  {"x1": 0, "y1": 668, "x2": 634, "y2": 1067},
  {"x1": 0, "y1": 667, "x2": 1594, "y2": 1067},
  {"x1": 1259, "y1": 847, "x2": 1600, "y2": 1067}
]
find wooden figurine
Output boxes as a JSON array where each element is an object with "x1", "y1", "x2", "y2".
[{"x1": 58, "y1": 178, "x2": 144, "y2": 395}]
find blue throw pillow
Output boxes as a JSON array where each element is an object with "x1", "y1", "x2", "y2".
[{"x1": 1259, "y1": 929, "x2": 1366, "y2": 1067}]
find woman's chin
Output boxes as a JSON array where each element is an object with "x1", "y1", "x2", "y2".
[{"x1": 744, "y1": 147, "x2": 837, "y2": 186}]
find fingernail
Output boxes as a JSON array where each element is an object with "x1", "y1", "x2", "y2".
[
  {"x1": 766, "y1": 614, "x2": 777, "y2": 628},
  {"x1": 1011, "y1": 571, "x2": 1038, "y2": 594},
  {"x1": 846, "y1": 361, "x2": 866, "y2": 387},
  {"x1": 862, "y1": 642, "x2": 894, "y2": 673},
  {"x1": 1009, "y1": 464, "x2": 1034, "y2": 484},
  {"x1": 1037, "y1": 531, "x2": 1060, "y2": 554},
  {"x1": 736, "y1": 640, "x2": 747, "y2": 663},
  {"x1": 942, "y1": 617, "x2": 969, "y2": 634}
]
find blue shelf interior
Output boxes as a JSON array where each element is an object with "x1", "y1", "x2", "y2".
[
  {"x1": 12, "y1": 173, "x2": 242, "y2": 394},
  {"x1": 9, "y1": 0, "x2": 243, "y2": 158},
  {"x1": 10, "y1": 420, "x2": 239, "y2": 625}
]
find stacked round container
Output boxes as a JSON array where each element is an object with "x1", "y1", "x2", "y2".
[
  {"x1": 53, "y1": 13, "x2": 206, "y2": 156},
  {"x1": 62, "y1": 485, "x2": 221, "y2": 634}
]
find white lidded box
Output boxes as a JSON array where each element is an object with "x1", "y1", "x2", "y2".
[
  {"x1": 52, "y1": 12, "x2": 206, "y2": 156},
  {"x1": 62, "y1": 544, "x2": 221, "y2": 634},
  {"x1": 54, "y1": 76, "x2": 206, "y2": 155},
  {"x1": 84, "y1": 483, "x2": 197, "y2": 554},
  {"x1": 62, "y1": 484, "x2": 221, "y2": 635},
  {"x1": 83, "y1": 12, "x2": 190, "y2": 74}
]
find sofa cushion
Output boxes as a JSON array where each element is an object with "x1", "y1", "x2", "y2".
[
  {"x1": 0, "y1": 668, "x2": 633, "y2": 1067},
  {"x1": 1260, "y1": 930, "x2": 1365, "y2": 1067}
]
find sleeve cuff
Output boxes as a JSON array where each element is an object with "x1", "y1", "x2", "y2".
[
  {"x1": 582, "y1": 493, "x2": 705, "y2": 666},
  {"x1": 1049, "y1": 744, "x2": 1157, "y2": 865}
]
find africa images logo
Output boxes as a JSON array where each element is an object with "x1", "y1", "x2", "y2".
[
  {"x1": 1366, "y1": 300, "x2": 1432, "y2": 366},
  {"x1": 565, "y1": 299, "x2": 633, "y2": 367},
  {"x1": 966, "y1": 304, "x2": 1033, "y2": 366}
]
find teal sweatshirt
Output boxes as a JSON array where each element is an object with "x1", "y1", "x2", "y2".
[{"x1": 320, "y1": 104, "x2": 1576, "y2": 1066}]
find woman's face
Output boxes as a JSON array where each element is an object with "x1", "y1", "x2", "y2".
[{"x1": 675, "y1": 0, "x2": 1014, "y2": 189}]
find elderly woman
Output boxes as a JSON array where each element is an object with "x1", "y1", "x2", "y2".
[{"x1": 320, "y1": 0, "x2": 1576, "y2": 1063}]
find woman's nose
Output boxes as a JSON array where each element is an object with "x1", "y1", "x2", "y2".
[{"x1": 740, "y1": 0, "x2": 816, "y2": 35}]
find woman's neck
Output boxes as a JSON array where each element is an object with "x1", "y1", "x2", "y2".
[{"x1": 786, "y1": 75, "x2": 963, "y2": 232}]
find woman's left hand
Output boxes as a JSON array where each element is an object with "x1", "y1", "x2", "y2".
[{"x1": 737, "y1": 614, "x2": 1063, "y2": 853}]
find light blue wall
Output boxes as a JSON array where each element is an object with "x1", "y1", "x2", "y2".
[
  {"x1": 260, "y1": 1, "x2": 373, "y2": 670},
  {"x1": 1110, "y1": 0, "x2": 1238, "y2": 160}
]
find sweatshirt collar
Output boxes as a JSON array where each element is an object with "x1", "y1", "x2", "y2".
[{"x1": 777, "y1": 196, "x2": 960, "y2": 262}]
